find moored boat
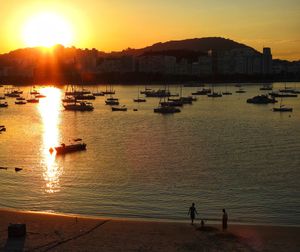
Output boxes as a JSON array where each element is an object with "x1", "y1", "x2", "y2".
[
  {"x1": 0, "y1": 102, "x2": 8, "y2": 107},
  {"x1": 112, "y1": 106, "x2": 127, "y2": 111},
  {"x1": 273, "y1": 106, "x2": 293, "y2": 112},
  {"x1": 15, "y1": 100, "x2": 26, "y2": 105},
  {"x1": 50, "y1": 140, "x2": 87, "y2": 154},
  {"x1": 269, "y1": 92, "x2": 298, "y2": 98},
  {"x1": 154, "y1": 105, "x2": 181, "y2": 114},
  {"x1": 247, "y1": 95, "x2": 277, "y2": 104},
  {"x1": 63, "y1": 101, "x2": 94, "y2": 111},
  {"x1": 27, "y1": 98, "x2": 39, "y2": 103},
  {"x1": 192, "y1": 88, "x2": 211, "y2": 95},
  {"x1": 207, "y1": 92, "x2": 222, "y2": 97}
]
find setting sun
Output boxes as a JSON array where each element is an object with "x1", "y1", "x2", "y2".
[{"x1": 22, "y1": 12, "x2": 74, "y2": 47}]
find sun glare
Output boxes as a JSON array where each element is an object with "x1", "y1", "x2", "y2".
[{"x1": 22, "y1": 12, "x2": 74, "y2": 47}]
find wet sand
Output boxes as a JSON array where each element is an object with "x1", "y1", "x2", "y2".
[{"x1": 0, "y1": 209, "x2": 299, "y2": 251}]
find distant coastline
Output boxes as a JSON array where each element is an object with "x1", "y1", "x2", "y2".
[
  {"x1": 1, "y1": 38, "x2": 299, "y2": 85},
  {"x1": 0, "y1": 74, "x2": 299, "y2": 86}
]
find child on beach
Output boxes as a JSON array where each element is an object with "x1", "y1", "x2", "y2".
[{"x1": 188, "y1": 203, "x2": 198, "y2": 225}]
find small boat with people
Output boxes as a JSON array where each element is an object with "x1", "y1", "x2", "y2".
[{"x1": 49, "y1": 139, "x2": 87, "y2": 155}]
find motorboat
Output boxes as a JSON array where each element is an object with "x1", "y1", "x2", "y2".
[
  {"x1": 269, "y1": 92, "x2": 298, "y2": 98},
  {"x1": 0, "y1": 125, "x2": 6, "y2": 132},
  {"x1": 154, "y1": 105, "x2": 181, "y2": 114},
  {"x1": 15, "y1": 100, "x2": 26, "y2": 105},
  {"x1": 92, "y1": 91, "x2": 105, "y2": 96},
  {"x1": 273, "y1": 106, "x2": 293, "y2": 112},
  {"x1": 133, "y1": 98, "x2": 146, "y2": 102},
  {"x1": 105, "y1": 96, "x2": 119, "y2": 105},
  {"x1": 145, "y1": 89, "x2": 171, "y2": 97},
  {"x1": 260, "y1": 84, "x2": 273, "y2": 91},
  {"x1": 0, "y1": 102, "x2": 8, "y2": 107},
  {"x1": 50, "y1": 139, "x2": 87, "y2": 154},
  {"x1": 207, "y1": 92, "x2": 222, "y2": 97},
  {"x1": 62, "y1": 96, "x2": 76, "y2": 103},
  {"x1": 192, "y1": 88, "x2": 211, "y2": 95},
  {"x1": 236, "y1": 88, "x2": 246, "y2": 93},
  {"x1": 222, "y1": 91, "x2": 232, "y2": 95},
  {"x1": 35, "y1": 94, "x2": 46, "y2": 98},
  {"x1": 27, "y1": 98, "x2": 39, "y2": 103},
  {"x1": 105, "y1": 100, "x2": 119, "y2": 105},
  {"x1": 74, "y1": 94, "x2": 96, "y2": 100},
  {"x1": 30, "y1": 90, "x2": 40, "y2": 95},
  {"x1": 112, "y1": 106, "x2": 127, "y2": 111},
  {"x1": 160, "y1": 100, "x2": 183, "y2": 107},
  {"x1": 16, "y1": 97, "x2": 25, "y2": 100},
  {"x1": 247, "y1": 95, "x2": 277, "y2": 104},
  {"x1": 63, "y1": 101, "x2": 94, "y2": 111}
]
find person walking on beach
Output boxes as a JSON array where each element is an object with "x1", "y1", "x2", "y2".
[
  {"x1": 188, "y1": 203, "x2": 198, "y2": 225},
  {"x1": 222, "y1": 208, "x2": 228, "y2": 230}
]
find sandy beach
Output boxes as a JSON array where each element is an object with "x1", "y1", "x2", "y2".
[{"x1": 0, "y1": 209, "x2": 299, "y2": 252}]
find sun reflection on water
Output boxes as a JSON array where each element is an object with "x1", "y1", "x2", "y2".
[{"x1": 38, "y1": 87, "x2": 62, "y2": 193}]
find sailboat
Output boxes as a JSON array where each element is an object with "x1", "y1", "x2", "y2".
[
  {"x1": 92, "y1": 86, "x2": 104, "y2": 96},
  {"x1": 222, "y1": 84, "x2": 232, "y2": 95},
  {"x1": 207, "y1": 84, "x2": 222, "y2": 97},
  {"x1": 102, "y1": 84, "x2": 115, "y2": 95},
  {"x1": 154, "y1": 95, "x2": 180, "y2": 114},
  {"x1": 273, "y1": 97, "x2": 293, "y2": 112},
  {"x1": 133, "y1": 87, "x2": 146, "y2": 102}
]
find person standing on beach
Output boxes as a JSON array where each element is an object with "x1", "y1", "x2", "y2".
[
  {"x1": 188, "y1": 203, "x2": 198, "y2": 225},
  {"x1": 222, "y1": 208, "x2": 228, "y2": 230}
]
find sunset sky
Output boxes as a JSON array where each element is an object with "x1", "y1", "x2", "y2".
[{"x1": 1, "y1": 0, "x2": 299, "y2": 60}]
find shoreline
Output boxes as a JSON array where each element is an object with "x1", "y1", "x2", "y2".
[
  {"x1": 1, "y1": 209, "x2": 299, "y2": 251},
  {"x1": 2, "y1": 207, "x2": 299, "y2": 228}
]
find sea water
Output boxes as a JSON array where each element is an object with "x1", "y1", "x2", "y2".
[{"x1": 0, "y1": 83, "x2": 299, "y2": 226}]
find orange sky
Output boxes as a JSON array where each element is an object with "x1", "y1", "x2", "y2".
[{"x1": 1, "y1": 0, "x2": 300, "y2": 60}]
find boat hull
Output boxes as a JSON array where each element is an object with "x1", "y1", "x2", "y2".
[{"x1": 54, "y1": 143, "x2": 87, "y2": 154}]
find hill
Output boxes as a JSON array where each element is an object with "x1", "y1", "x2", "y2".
[{"x1": 118, "y1": 37, "x2": 259, "y2": 56}]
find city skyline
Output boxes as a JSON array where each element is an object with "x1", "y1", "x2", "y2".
[{"x1": 1, "y1": 0, "x2": 300, "y2": 60}]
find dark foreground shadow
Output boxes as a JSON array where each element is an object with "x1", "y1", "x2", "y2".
[{"x1": 4, "y1": 237, "x2": 25, "y2": 252}]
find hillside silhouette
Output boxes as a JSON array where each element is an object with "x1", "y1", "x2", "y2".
[{"x1": 0, "y1": 37, "x2": 298, "y2": 84}]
